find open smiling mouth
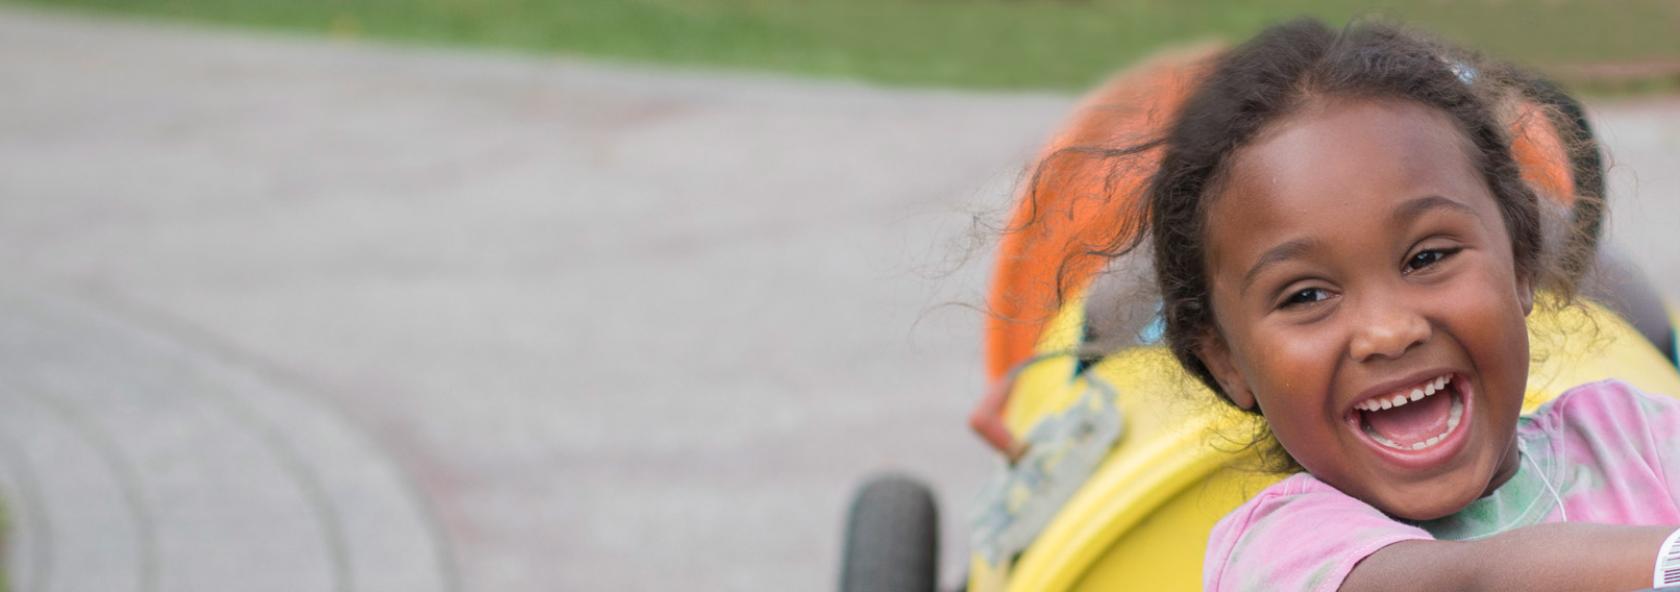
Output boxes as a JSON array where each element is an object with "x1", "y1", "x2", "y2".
[{"x1": 1347, "y1": 374, "x2": 1469, "y2": 462}]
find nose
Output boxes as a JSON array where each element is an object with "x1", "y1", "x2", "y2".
[{"x1": 1348, "y1": 293, "x2": 1431, "y2": 362}]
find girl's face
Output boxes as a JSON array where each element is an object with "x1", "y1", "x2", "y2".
[{"x1": 1198, "y1": 98, "x2": 1532, "y2": 520}]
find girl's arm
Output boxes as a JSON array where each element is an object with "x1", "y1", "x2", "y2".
[{"x1": 1341, "y1": 523, "x2": 1675, "y2": 592}]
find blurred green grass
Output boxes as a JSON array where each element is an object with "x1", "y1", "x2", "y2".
[{"x1": 11, "y1": 0, "x2": 1680, "y2": 91}]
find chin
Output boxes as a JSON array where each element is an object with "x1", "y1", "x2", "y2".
[
  {"x1": 1378, "y1": 491, "x2": 1472, "y2": 521},
  {"x1": 1366, "y1": 472, "x2": 1492, "y2": 521}
]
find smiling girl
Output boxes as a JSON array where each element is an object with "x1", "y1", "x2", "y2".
[{"x1": 1115, "y1": 19, "x2": 1680, "y2": 592}]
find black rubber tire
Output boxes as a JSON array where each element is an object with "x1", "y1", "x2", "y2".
[{"x1": 839, "y1": 474, "x2": 940, "y2": 592}]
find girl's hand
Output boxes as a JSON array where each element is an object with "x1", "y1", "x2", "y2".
[{"x1": 1342, "y1": 523, "x2": 1676, "y2": 592}]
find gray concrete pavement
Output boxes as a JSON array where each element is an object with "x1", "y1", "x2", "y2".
[
  {"x1": 0, "y1": 283, "x2": 455, "y2": 592},
  {"x1": 1, "y1": 5, "x2": 1677, "y2": 592}
]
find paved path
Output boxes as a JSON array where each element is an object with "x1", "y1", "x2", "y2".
[
  {"x1": 0, "y1": 284, "x2": 455, "y2": 592},
  {"x1": 0, "y1": 5, "x2": 1676, "y2": 591}
]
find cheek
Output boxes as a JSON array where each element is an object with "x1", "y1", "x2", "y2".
[
  {"x1": 1438, "y1": 271, "x2": 1531, "y2": 380},
  {"x1": 1453, "y1": 269, "x2": 1527, "y2": 330},
  {"x1": 1238, "y1": 322, "x2": 1342, "y2": 413}
]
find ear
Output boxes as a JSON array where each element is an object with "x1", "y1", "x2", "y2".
[
  {"x1": 1195, "y1": 329, "x2": 1257, "y2": 411},
  {"x1": 1517, "y1": 273, "x2": 1534, "y2": 316}
]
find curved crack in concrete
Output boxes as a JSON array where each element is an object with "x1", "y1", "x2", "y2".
[{"x1": 4, "y1": 378, "x2": 158, "y2": 592}]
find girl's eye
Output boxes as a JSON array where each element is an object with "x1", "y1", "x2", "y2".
[
  {"x1": 1404, "y1": 247, "x2": 1462, "y2": 273},
  {"x1": 1281, "y1": 287, "x2": 1330, "y2": 308}
]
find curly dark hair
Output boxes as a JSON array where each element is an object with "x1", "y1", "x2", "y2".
[{"x1": 1144, "y1": 19, "x2": 1565, "y2": 407}]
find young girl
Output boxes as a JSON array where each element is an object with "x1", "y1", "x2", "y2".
[{"x1": 1127, "y1": 19, "x2": 1680, "y2": 591}]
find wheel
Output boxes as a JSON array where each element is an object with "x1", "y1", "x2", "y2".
[{"x1": 839, "y1": 473, "x2": 940, "y2": 592}]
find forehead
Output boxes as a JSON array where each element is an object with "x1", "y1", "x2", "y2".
[{"x1": 1204, "y1": 98, "x2": 1495, "y2": 270}]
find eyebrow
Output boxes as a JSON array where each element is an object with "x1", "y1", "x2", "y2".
[
  {"x1": 1392, "y1": 194, "x2": 1479, "y2": 226},
  {"x1": 1240, "y1": 237, "x2": 1320, "y2": 294}
]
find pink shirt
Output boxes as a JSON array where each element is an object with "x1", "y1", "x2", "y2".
[{"x1": 1203, "y1": 380, "x2": 1680, "y2": 592}]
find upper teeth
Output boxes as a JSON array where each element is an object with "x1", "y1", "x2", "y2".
[{"x1": 1356, "y1": 375, "x2": 1451, "y2": 412}]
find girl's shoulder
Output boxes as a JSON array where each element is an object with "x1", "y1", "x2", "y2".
[
  {"x1": 1522, "y1": 379, "x2": 1680, "y2": 525},
  {"x1": 1524, "y1": 378, "x2": 1680, "y2": 436},
  {"x1": 1205, "y1": 473, "x2": 1431, "y2": 592}
]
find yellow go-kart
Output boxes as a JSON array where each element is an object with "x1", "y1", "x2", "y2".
[{"x1": 840, "y1": 47, "x2": 1680, "y2": 592}]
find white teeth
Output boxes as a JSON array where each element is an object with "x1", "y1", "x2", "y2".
[
  {"x1": 1358, "y1": 375, "x2": 1464, "y2": 452},
  {"x1": 1358, "y1": 374, "x2": 1454, "y2": 413},
  {"x1": 1365, "y1": 427, "x2": 1399, "y2": 448}
]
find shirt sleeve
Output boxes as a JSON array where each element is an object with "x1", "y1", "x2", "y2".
[
  {"x1": 1640, "y1": 389, "x2": 1680, "y2": 509},
  {"x1": 1204, "y1": 474, "x2": 1433, "y2": 592},
  {"x1": 1546, "y1": 379, "x2": 1680, "y2": 511}
]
